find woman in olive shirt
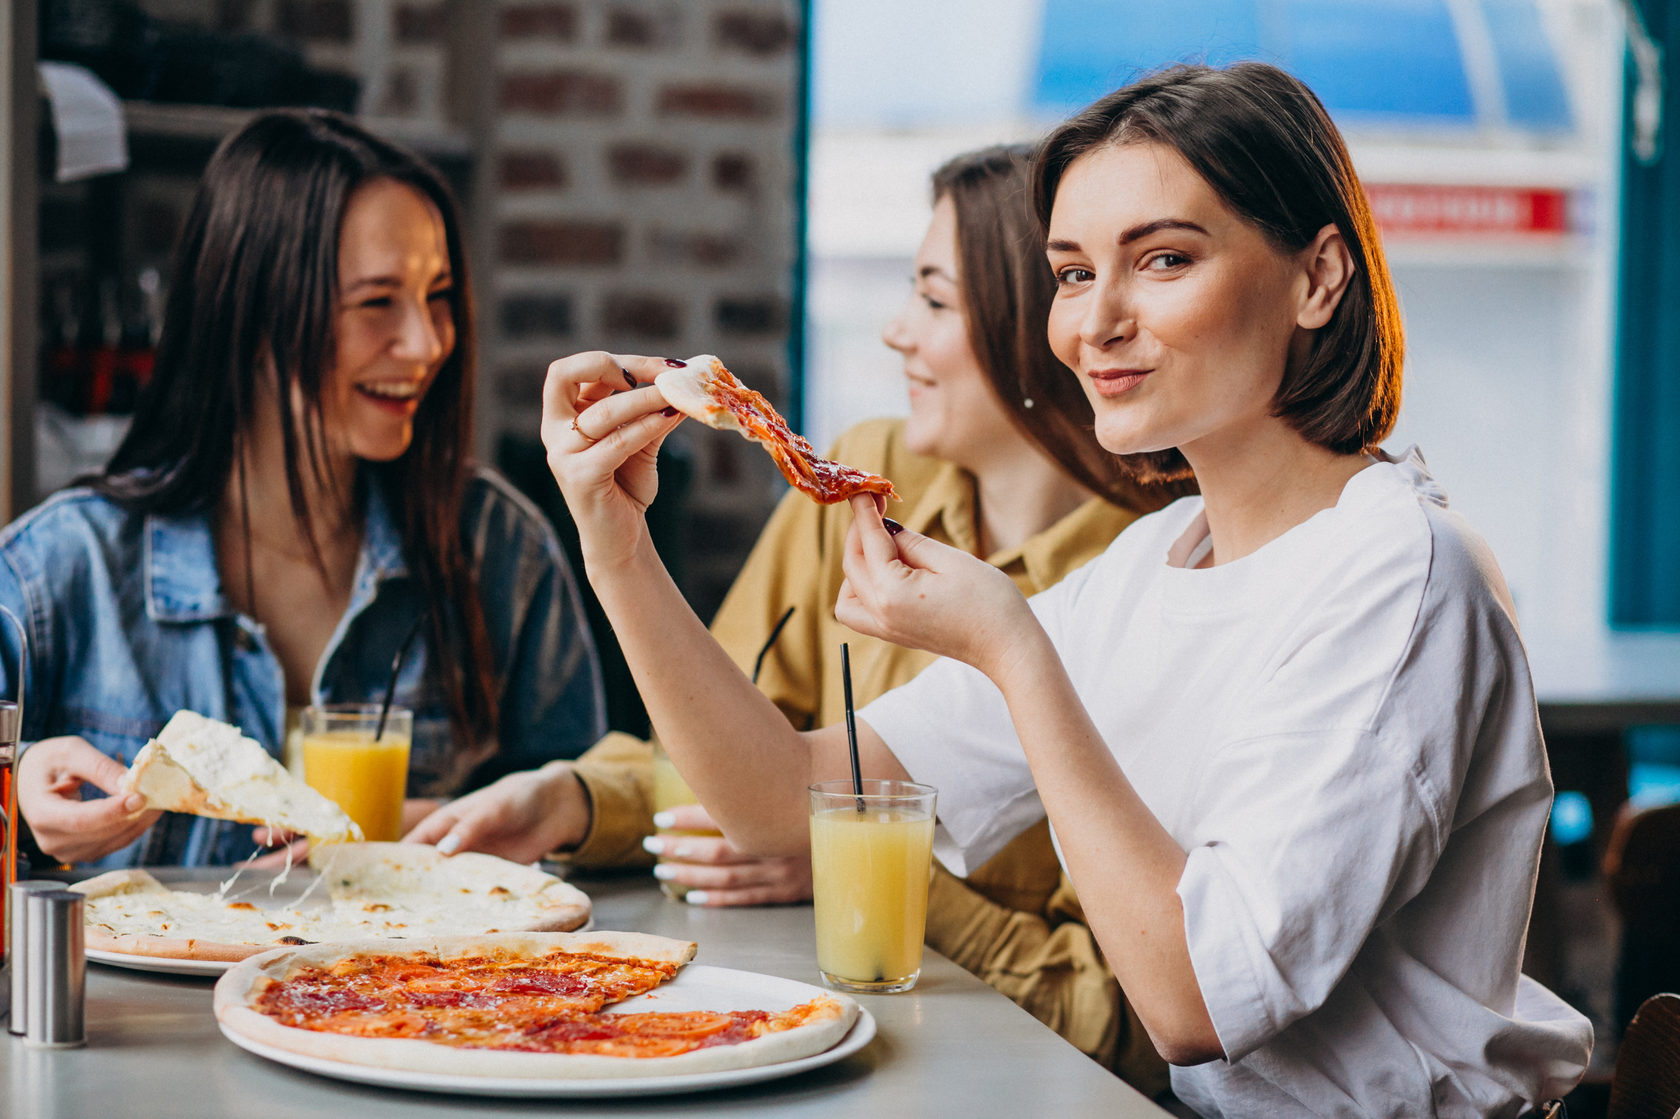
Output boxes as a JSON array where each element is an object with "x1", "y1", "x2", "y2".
[{"x1": 411, "y1": 146, "x2": 1187, "y2": 1092}]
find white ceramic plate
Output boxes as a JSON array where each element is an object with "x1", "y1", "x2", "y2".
[
  {"x1": 218, "y1": 963, "x2": 877, "y2": 1097},
  {"x1": 86, "y1": 947, "x2": 233, "y2": 976}
]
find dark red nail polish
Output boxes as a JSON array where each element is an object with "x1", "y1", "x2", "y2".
[
  {"x1": 621, "y1": 367, "x2": 639, "y2": 388},
  {"x1": 664, "y1": 358, "x2": 687, "y2": 368},
  {"x1": 662, "y1": 405, "x2": 680, "y2": 417},
  {"x1": 882, "y1": 518, "x2": 905, "y2": 537}
]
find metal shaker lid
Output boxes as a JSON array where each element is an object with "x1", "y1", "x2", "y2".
[{"x1": 0, "y1": 701, "x2": 18, "y2": 744}]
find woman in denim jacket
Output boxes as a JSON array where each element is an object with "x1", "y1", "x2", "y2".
[{"x1": 0, "y1": 110, "x2": 605, "y2": 868}]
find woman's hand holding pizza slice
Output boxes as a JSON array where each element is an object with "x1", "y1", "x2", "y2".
[{"x1": 540, "y1": 351, "x2": 686, "y2": 572}]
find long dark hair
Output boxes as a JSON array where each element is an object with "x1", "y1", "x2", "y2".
[
  {"x1": 1032, "y1": 63, "x2": 1405, "y2": 482},
  {"x1": 93, "y1": 108, "x2": 497, "y2": 749},
  {"x1": 932, "y1": 145, "x2": 1192, "y2": 511}
]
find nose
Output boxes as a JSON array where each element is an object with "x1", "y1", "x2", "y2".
[
  {"x1": 1078, "y1": 276, "x2": 1134, "y2": 351},
  {"x1": 881, "y1": 294, "x2": 915, "y2": 354},
  {"x1": 393, "y1": 296, "x2": 449, "y2": 365}
]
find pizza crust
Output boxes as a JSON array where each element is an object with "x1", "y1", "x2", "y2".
[{"x1": 213, "y1": 934, "x2": 858, "y2": 1080}]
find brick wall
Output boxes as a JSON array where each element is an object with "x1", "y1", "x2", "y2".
[{"x1": 273, "y1": 0, "x2": 803, "y2": 618}]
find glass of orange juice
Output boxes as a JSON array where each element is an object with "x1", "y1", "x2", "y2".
[
  {"x1": 808, "y1": 779, "x2": 936, "y2": 993},
  {"x1": 649, "y1": 741, "x2": 722, "y2": 900},
  {"x1": 300, "y1": 704, "x2": 412, "y2": 842}
]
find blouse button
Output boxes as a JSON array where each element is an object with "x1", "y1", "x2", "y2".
[{"x1": 233, "y1": 628, "x2": 256, "y2": 653}]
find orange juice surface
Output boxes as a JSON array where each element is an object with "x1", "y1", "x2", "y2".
[{"x1": 302, "y1": 730, "x2": 410, "y2": 842}]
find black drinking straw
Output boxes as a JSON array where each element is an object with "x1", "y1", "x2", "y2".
[
  {"x1": 751, "y1": 606, "x2": 796, "y2": 685},
  {"x1": 840, "y1": 643, "x2": 865, "y2": 812},
  {"x1": 375, "y1": 611, "x2": 429, "y2": 742}
]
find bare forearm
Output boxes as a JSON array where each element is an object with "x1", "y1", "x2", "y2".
[
  {"x1": 586, "y1": 537, "x2": 815, "y2": 853},
  {"x1": 992, "y1": 627, "x2": 1220, "y2": 1064}
]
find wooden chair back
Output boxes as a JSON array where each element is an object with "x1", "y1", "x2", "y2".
[{"x1": 1608, "y1": 992, "x2": 1680, "y2": 1119}]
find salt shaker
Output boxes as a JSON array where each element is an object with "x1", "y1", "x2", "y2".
[
  {"x1": 23, "y1": 888, "x2": 85, "y2": 1048},
  {"x1": 7, "y1": 881, "x2": 62, "y2": 1035}
]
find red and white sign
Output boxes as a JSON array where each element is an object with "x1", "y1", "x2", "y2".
[{"x1": 1364, "y1": 184, "x2": 1570, "y2": 237}]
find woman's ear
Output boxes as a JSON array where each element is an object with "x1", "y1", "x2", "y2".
[{"x1": 1296, "y1": 223, "x2": 1355, "y2": 330}]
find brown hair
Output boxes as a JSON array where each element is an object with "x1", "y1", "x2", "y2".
[
  {"x1": 1032, "y1": 62, "x2": 1404, "y2": 481},
  {"x1": 933, "y1": 145, "x2": 1191, "y2": 511},
  {"x1": 96, "y1": 109, "x2": 498, "y2": 751}
]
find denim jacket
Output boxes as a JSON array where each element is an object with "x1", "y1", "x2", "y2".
[{"x1": 0, "y1": 467, "x2": 606, "y2": 868}]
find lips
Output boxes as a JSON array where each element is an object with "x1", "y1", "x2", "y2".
[
  {"x1": 1088, "y1": 369, "x2": 1149, "y2": 397},
  {"x1": 354, "y1": 380, "x2": 426, "y2": 414}
]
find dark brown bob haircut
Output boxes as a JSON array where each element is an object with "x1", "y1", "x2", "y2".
[
  {"x1": 94, "y1": 109, "x2": 497, "y2": 751},
  {"x1": 933, "y1": 145, "x2": 1192, "y2": 512},
  {"x1": 1032, "y1": 62, "x2": 1404, "y2": 480}
]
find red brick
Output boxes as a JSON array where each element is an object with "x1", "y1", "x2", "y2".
[
  {"x1": 500, "y1": 72, "x2": 622, "y2": 115},
  {"x1": 394, "y1": 3, "x2": 447, "y2": 43},
  {"x1": 715, "y1": 296, "x2": 787, "y2": 335},
  {"x1": 499, "y1": 150, "x2": 567, "y2": 191},
  {"x1": 277, "y1": 0, "x2": 352, "y2": 41},
  {"x1": 501, "y1": 293, "x2": 575, "y2": 338},
  {"x1": 499, "y1": 220, "x2": 624, "y2": 266},
  {"x1": 649, "y1": 228, "x2": 741, "y2": 267},
  {"x1": 714, "y1": 10, "x2": 796, "y2": 55},
  {"x1": 601, "y1": 292, "x2": 683, "y2": 340},
  {"x1": 608, "y1": 144, "x2": 689, "y2": 186},
  {"x1": 712, "y1": 152, "x2": 755, "y2": 191},
  {"x1": 501, "y1": 3, "x2": 578, "y2": 40},
  {"x1": 657, "y1": 84, "x2": 778, "y2": 120},
  {"x1": 607, "y1": 8, "x2": 656, "y2": 46}
]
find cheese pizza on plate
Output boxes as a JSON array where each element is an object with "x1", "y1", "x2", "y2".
[
  {"x1": 75, "y1": 842, "x2": 592, "y2": 963},
  {"x1": 213, "y1": 932, "x2": 860, "y2": 1078}
]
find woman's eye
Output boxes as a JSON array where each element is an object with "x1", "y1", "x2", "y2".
[
  {"x1": 1144, "y1": 252, "x2": 1191, "y2": 272},
  {"x1": 1055, "y1": 267, "x2": 1094, "y2": 285},
  {"x1": 920, "y1": 293, "x2": 948, "y2": 311},
  {"x1": 357, "y1": 296, "x2": 394, "y2": 309},
  {"x1": 428, "y1": 288, "x2": 453, "y2": 303}
]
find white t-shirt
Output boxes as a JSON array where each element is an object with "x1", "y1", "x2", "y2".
[{"x1": 861, "y1": 449, "x2": 1592, "y2": 1117}]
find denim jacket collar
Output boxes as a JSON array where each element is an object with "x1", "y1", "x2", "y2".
[{"x1": 144, "y1": 482, "x2": 410, "y2": 624}]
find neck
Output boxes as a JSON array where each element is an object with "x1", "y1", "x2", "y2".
[
  {"x1": 221, "y1": 391, "x2": 356, "y2": 546},
  {"x1": 1181, "y1": 419, "x2": 1371, "y2": 566},
  {"x1": 967, "y1": 432, "x2": 1094, "y2": 557}
]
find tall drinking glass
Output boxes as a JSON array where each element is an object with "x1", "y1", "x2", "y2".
[
  {"x1": 301, "y1": 704, "x2": 411, "y2": 842},
  {"x1": 808, "y1": 779, "x2": 936, "y2": 994}
]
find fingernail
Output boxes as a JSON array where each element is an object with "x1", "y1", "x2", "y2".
[
  {"x1": 123, "y1": 794, "x2": 146, "y2": 814},
  {"x1": 642, "y1": 835, "x2": 666, "y2": 855},
  {"x1": 651, "y1": 863, "x2": 676, "y2": 880},
  {"x1": 684, "y1": 891, "x2": 711, "y2": 906},
  {"x1": 664, "y1": 358, "x2": 687, "y2": 368},
  {"x1": 436, "y1": 833, "x2": 461, "y2": 855},
  {"x1": 652, "y1": 812, "x2": 675, "y2": 829},
  {"x1": 882, "y1": 518, "x2": 905, "y2": 536},
  {"x1": 661, "y1": 406, "x2": 680, "y2": 417},
  {"x1": 621, "y1": 367, "x2": 639, "y2": 388}
]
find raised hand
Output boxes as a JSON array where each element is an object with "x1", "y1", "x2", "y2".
[
  {"x1": 540, "y1": 351, "x2": 686, "y2": 571},
  {"x1": 836, "y1": 494, "x2": 1036, "y2": 680}
]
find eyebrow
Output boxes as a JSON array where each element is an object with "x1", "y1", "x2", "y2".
[
  {"x1": 1046, "y1": 218, "x2": 1211, "y2": 253},
  {"x1": 916, "y1": 265, "x2": 957, "y2": 283},
  {"x1": 343, "y1": 272, "x2": 454, "y2": 293}
]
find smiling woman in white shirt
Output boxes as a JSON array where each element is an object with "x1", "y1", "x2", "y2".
[{"x1": 527, "y1": 62, "x2": 1590, "y2": 1116}]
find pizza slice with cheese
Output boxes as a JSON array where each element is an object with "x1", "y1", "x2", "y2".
[
  {"x1": 119, "y1": 710, "x2": 362, "y2": 844},
  {"x1": 656, "y1": 354, "x2": 899, "y2": 505}
]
